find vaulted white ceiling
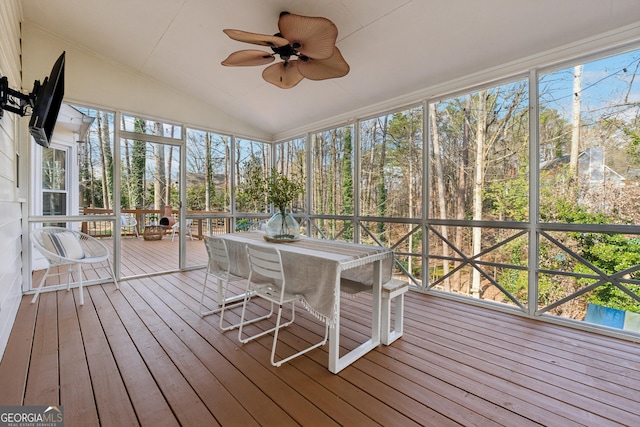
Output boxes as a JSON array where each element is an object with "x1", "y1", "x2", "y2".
[{"x1": 20, "y1": 0, "x2": 640, "y2": 139}]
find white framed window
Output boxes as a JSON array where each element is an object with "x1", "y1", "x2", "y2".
[
  {"x1": 37, "y1": 145, "x2": 72, "y2": 230},
  {"x1": 41, "y1": 146, "x2": 68, "y2": 216}
]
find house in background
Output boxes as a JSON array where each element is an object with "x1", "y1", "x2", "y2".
[
  {"x1": 541, "y1": 146, "x2": 628, "y2": 215},
  {"x1": 541, "y1": 146, "x2": 625, "y2": 186}
]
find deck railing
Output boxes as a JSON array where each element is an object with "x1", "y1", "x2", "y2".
[{"x1": 79, "y1": 208, "x2": 232, "y2": 238}]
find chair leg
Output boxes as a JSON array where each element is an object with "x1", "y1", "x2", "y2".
[
  {"x1": 270, "y1": 305, "x2": 286, "y2": 364},
  {"x1": 200, "y1": 276, "x2": 226, "y2": 314},
  {"x1": 238, "y1": 297, "x2": 297, "y2": 344},
  {"x1": 199, "y1": 273, "x2": 213, "y2": 315},
  {"x1": 271, "y1": 303, "x2": 329, "y2": 367},
  {"x1": 107, "y1": 259, "x2": 119, "y2": 289},
  {"x1": 31, "y1": 266, "x2": 52, "y2": 303},
  {"x1": 200, "y1": 276, "x2": 228, "y2": 316},
  {"x1": 78, "y1": 263, "x2": 84, "y2": 305},
  {"x1": 238, "y1": 301, "x2": 283, "y2": 344},
  {"x1": 217, "y1": 279, "x2": 246, "y2": 331},
  {"x1": 66, "y1": 264, "x2": 73, "y2": 291},
  {"x1": 237, "y1": 287, "x2": 277, "y2": 343},
  {"x1": 200, "y1": 275, "x2": 250, "y2": 330}
]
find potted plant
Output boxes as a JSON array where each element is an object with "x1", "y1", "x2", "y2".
[
  {"x1": 264, "y1": 168, "x2": 305, "y2": 240},
  {"x1": 241, "y1": 167, "x2": 305, "y2": 240},
  {"x1": 148, "y1": 214, "x2": 158, "y2": 226}
]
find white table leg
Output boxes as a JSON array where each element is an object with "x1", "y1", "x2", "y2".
[
  {"x1": 329, "y1": 259, "x2": 382, "y2": 374},
  {"x1": 372, "y1": 259, "x2": 382, "y2": 343},
  {"x1": 329, "y1": 270, "x2": 341, "y2": 373}
]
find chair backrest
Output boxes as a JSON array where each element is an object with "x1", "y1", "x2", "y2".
[
  {"x1": 32, "y1": 226, "x2": 109, "y2": 263},
  {"x1": 204, "y1": 236, "x2": 230, "y2": 274},
  {"x1": 246, "y1": 244, "x2": 285, "y2": 288},
  {"x1": 173, "y1": 218, "x2": 193, "y2": 230},
  {"x1": 121, "y1": 214, "x2": 137, "y2": 226}
]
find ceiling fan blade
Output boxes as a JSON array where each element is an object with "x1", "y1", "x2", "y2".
[
  {"x1": 223, "y1": 29, "x2": 289, "y2": 47},
  {"x1": 221, "y1": 50, "x2": 275, "y2": 66},
  {"x1": 262, "y1": 61, "x2": 304, "y2": 89},
  {"x1": 297, "y1": 47, "x2": 350, "y2": 80},
  {"x1": 278, "y1": 13, "x2": 337, "y2": 59}
]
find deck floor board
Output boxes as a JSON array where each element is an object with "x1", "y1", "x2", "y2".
[{"x1": 4, "y1": 242, "x2": 640, "y2": 426}]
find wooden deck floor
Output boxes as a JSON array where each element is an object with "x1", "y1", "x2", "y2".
[
  {"x1": 6, "y1": 251, "x2": 640, "y2": 425},
  {"x1": 30, "y1": 233, "x2": 208, "y2": 290},
  {"x1": 117, "y1": 233, "x2": 209, "y2": 275}
]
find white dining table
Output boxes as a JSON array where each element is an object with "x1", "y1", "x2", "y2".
[{"x1": 218, "y1": 231, "x2": 393, "y2": 373}]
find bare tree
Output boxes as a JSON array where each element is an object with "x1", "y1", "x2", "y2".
[
  {"x1": 570, "y1": 65, "x2": 582, "y2": 175},
  {"x1": 97, "y1": 112, "x2": 113, "y2": 210},
  {"x1": 430, "y1": 103, "x2": 451, "y2": 290},
  {"x1": 471, "y1": 91, "x2": 488, "y2": 298},
  {"x1": 453, "y1": 96, "x2": 471, "y2": 291},
  {"x1": 154, "y1": 122, "x2": 166, "y2": 209}
]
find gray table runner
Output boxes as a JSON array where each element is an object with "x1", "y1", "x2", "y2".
[{"x1": 220, "y1": 232, "x2": 393, "y2": 326}]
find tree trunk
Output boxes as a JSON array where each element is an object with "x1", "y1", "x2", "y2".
[
  {"x1": 366, "y1": 123, "x2": 376, "y2": 211},
  {"x1": 166, "y1": 146, "x2": 173, "y2": 208},
  {"x1": 377, "y1": 117, "x2": 388, "y2": 240},
  {"x1": 225, "y1": 140, "x2": 231, "y2": 211},
  {"x1": 430, "y1": 104, "x2": 451, "y2": 291},
  {"x1": 471, "y1": 92, "x2": 487, "y2": 299},
  {"x1": 154, "y1": 123, "x2": 166, "y2": 209},
  {"x1": 342, "y1": 128, "x2": 354, "y2": 240},
  {"x1": 97, "y1": 113, "x2": 110, "y2": 210},
  {"x1": 205, "y1": 132, "x2": 212, "y2": 211},
  {"x1": 453, "y1": 96, "x2": 471, "y2": 291},
  {"x1": 408, "y1": 118, "x2": 414, "y2": 276},
  {"x1": 165, "y1": 125, "x2": 178, "y2": 208},
  {"x1": 570, "y1": 65, "x2": 582, "y2": 176},
  {"x1": 131, "y1": 119, "x2": 146, "y2": 210},
  {"x1": 88, "y1": 140, "x2": 96, "y2": 207}
]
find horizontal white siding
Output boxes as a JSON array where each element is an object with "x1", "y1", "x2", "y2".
[{"x1": 0, "y1": 0, "x2": 23, "y2": 361}]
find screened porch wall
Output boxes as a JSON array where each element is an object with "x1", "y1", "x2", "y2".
[
  {"x1": 273, "y1": 45, "x2": 640, "y2": 341},
  {"x1": 65, "y1": 42, "x2": 640, "y2": 342}
]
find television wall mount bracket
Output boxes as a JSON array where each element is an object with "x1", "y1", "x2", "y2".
[{"x1": 0, "y1": 76, "x2": 38, "y2": 119}]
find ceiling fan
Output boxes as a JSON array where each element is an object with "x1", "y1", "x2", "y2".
[{"x1": 221, "y1": 11, "x2": 350, "y2": 89}]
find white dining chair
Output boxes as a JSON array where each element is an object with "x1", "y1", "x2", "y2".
[
  {"x1": 120, "y1": 213, "x2": 139, "y2": 238},
  {"x1": 31, "y1": 226, "x2": 119, "y2": 305},
  {"x1": 200, "y1": 236, "x2": 250, "y2": 330},
  {"x1": 171, "y1": 218, "x2": 194, "y2": 241},
  {"x1": 238, "y1": 243, "x2": 329, "y2": 367}
]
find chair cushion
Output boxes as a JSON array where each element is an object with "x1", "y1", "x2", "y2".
[{"x1": 42, "y1": 231, "x2": 86, "y2": 260}]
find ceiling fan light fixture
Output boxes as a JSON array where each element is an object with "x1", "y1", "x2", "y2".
[{"x1": 222, "y1": 11, "x2": 349, "y2": 88}]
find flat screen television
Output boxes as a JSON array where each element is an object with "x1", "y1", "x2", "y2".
[{"x1": 29, "y1": 51, "x2": 65, "y2": 148}]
